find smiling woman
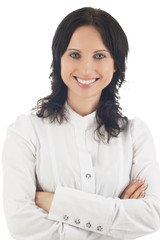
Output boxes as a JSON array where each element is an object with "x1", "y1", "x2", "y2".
[
  {"x1": 35, "y1": 7, "x2": 129, "y2": 142},
  {"x1": 61, "y1": 26, "x2": 116, "y2": 115},
  {"x1": 2, "y1": 6, "x2": 160, "y2": 240}
]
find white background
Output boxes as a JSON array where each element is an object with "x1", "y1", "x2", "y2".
[{"x1": 0, "y1": 0, "x2": 160, "y2": 239}]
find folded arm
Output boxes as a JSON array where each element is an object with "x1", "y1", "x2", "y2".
[
  {"x1": 35, "y1": 177, "x2": 148, "y2": 212},
  {"x1": 2, "y1": 115, "x2": 64, "y2": 240},
  {"x1": 2, "y1": 116, "x2": 160, "y2": 240},
  {"x1": 47, "y1": 118, "x2": 160, "y2": 239}
]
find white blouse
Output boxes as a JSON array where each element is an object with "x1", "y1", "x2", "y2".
[{"x1": 2, "y1": 103, "x2": 160, "y2": 240}]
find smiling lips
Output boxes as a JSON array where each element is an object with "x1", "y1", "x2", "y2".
[{"x1": 74, "y1": 76, "x2": 99, "y2": 85}]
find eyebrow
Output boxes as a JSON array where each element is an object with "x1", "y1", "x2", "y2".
[{"x1": 67, "y1": 48, "x2": 109, "y2": 53}]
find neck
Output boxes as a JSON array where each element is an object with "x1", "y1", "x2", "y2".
[{"x1": 67, "y1": 94, "x2": 100, "y2": 116}]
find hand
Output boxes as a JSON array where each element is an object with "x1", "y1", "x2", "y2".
[
  {"x1": 35, "y1": 192, "x2": 54, "y2": 213},
  {"x1": 120, "y1": 178, "x2": 148, "y2": 199}
]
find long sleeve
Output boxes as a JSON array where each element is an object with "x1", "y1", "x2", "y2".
[
  {"x1": 3, "y1": 112, "x2": 160, "y2": 240},
  {"x1": 2, "y1": 115, "x2": 64, "y2": 240},
  {"x1": 48, "y1": 118, "x2": 160, "y2": 239}
]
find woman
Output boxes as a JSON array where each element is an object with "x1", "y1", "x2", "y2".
[{"x1": 2, "y1": 7, "x2": 160, "y2": 240}]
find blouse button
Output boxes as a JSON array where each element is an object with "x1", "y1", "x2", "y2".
[
  {"x1": 85, "y1": 173, "x2": 92, "y2": 179},
  {"x1": 97, "y1": 226, "x2": 103, "y2": 231},
  {"x1": 86, "y1": 222, "x2": 92, "y2": 228},
  {"x1": 75, "y1": 218, "x2": 81, "y2": 224},
  {"x1": 63, "y1": 215, "x2": 69, "y2": 221}
]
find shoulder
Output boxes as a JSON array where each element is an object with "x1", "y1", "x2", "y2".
[
  {"x1": 7, "y1": 113, "x2": 41, "y2": 131},
  {"x1": 128, "y1": 117, "x2": 151, "y2": 134},
  {"x1": 6, "y1": 113, "x2": 49, "y2": 141},
  {"x1": 127, "y1": 117, "x2": 154, "y2": 146},
  {"x1": 8, "y1": 112, "x2": 51, "y2": 130}
]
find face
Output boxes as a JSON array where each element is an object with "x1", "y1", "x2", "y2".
[{"x1": 61, "y1": 26, "x2": 116, "y2": 105}]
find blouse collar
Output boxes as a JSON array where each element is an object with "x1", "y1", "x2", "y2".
[{"x1": 65, "y1": 102, "x2": 97, "y2": 131}]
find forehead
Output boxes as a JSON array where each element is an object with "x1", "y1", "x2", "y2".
[{"x1": 67, "y1": 26, "x2": 107, "y2": 50}]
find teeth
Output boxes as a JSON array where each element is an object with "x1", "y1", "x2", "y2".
[{"x1": 76, "y1": 77, "x2": 97, "y2": 84}]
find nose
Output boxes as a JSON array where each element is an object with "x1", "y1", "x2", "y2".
[{"x1": 78, "y1": 57, "x2": 95, "y2": 77}]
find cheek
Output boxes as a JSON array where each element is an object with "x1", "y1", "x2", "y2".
[
  {"x1": 101, "y1": 65, "x2": 115, "y2": 78},
  {"x1": 101, "y1": 65, "x2": 115, "y2": 86},
  {"x1": 61, "y1": 61, "x2": 68, "y2": 82},
  {"x1": 61, "y1": 59, "x2": 73, "y2": 80},
  {"x1": 61, "y1": 66, "x2": 65, "y2": 80}
]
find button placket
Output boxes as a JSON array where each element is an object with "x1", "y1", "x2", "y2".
[
  {"x1": 75, "y1": 128, "x2": 86, "y2": 151},
  {"x1": 78, "y1": 150, "x2": 95, "y2": 193},
  {"x1": 75, "y1": 123, "x2": 95, "y2": 193}
]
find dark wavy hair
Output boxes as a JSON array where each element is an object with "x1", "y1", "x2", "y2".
[{"x1": 34, "y1": 7, "x2": 129, "y2": 143}]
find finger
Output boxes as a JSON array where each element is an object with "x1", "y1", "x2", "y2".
[
  {"x1": 138, "y1": 191, "x2": 145, "y2": 199},
  {"x1": 122, "y1": 178, "x2": 145, "y2": 199},
  {"x1": 130, "y1": 184, "x2": 148, "y2": 199}
]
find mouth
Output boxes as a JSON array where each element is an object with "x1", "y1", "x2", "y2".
[{"x1": 74, "y1": 76, "x2": 99, "y2": 85}]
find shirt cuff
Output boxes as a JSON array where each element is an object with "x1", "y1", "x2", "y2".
[{"x1": 48, "y1": 186, "x2": 115, "y2": 235}]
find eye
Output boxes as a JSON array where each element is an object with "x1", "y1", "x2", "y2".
[
  {"x1": 69, "y1": 52, "x2": 80, "y2": 59},
  {"x1": 94, "y1": 54, "x2": 106, "y2": 59}
]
